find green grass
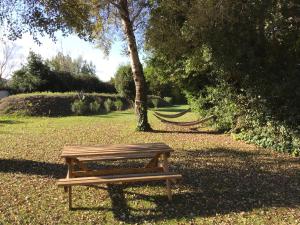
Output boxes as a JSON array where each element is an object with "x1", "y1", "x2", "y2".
[{"x1": 0, "y1": 105, "x2": 299, "y2": 225}]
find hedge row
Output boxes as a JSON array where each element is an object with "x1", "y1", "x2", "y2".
[
  {"x1": 0, "y1": 92, "x2": 172, "y2": 116},
  {"x1": 0, "y1": 92, "x2": 130, "y2": 116}
]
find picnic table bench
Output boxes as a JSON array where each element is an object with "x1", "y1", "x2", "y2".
[{"x1": 57, "y1": 143, "x2": 182, "y2": 209}]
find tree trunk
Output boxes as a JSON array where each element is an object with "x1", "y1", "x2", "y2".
[{"x1": 118, "y1": 0, "x2": 151, "y2": 131}]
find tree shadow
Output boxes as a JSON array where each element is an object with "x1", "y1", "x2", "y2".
[
  {"x1": 0, "y1": 158, "x2": 66, "y2": 178},
  {"x1": 96, "y1": 148, "x2": 299, "y2": 223},
  {"x1": 0, "y1": 120, "x2": 24, "y2": 125}
]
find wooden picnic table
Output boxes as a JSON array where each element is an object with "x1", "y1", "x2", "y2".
[{"x1": 57, "y1": 143, "x2": 182, "y2": 209}]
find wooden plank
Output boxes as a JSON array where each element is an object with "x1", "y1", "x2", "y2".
[
  {"x1": 57, "y1": 172, "x2": 182, "y2": 186},
  {"x1": 76, "y1": 153, "x2": 158, "y2": 162},
  {"x1": 61, "y1": 143, "x2": 173, "y2": 158},
  {"x1": 61, "y1": 150, "x2": 172, "y2": 158},
  {"x1": 62, "y1": 148, "x2": 172, "y2": 155},
  {"x1": 72, "y1": 167, "x2": 164, "y2": 177},
  {"x1": 64, "y1": 158, "x2": 72, "y2": 192},
  {"x1": 63, "y1": 143, "x2": 171, "y2": 152}
]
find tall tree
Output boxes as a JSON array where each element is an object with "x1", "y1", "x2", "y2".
[{"x1": 0, "y1": 0, "x2": 152, "y2": 131}]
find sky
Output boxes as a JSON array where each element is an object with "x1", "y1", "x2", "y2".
[{"x1": 7, "y1": 33, "x2": 130, "y2": 82}]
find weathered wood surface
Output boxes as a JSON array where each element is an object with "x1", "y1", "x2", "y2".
[
  {"x1": 61, "y1": 143, "x2": 173, "y2": 158},
  {"x1": 57, "y1": 172, "x2": 182, "y2": 186}
]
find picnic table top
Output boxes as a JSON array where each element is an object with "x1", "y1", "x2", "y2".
[{"x1": 61, "y1": 142, "x2": 174, "y2": 159}]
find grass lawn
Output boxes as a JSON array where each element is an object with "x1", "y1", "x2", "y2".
[{"x1": 0, "y1": 105, "x2": 299, "y2": 225}]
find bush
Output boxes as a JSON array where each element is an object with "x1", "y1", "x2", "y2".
[
  {"x1": 151, "y1": 98, "x2": 159, "y2": 108},
  {"x1": 104, "y1": 98, "x2": 114, "y2": 113},
  {"x1": 89, "y1": 100, "x2": 102, "y2": 114},
  {"x1": 114, "y1": 99, "x2": 124, "y2": 111},
  {"x1": 71, "y1": 100, "x2": 88, "y2": 115},
  {"x1": 186, "y1": 83, "x2": 238, "y2": 132},
  {"x1": 163, "y1": 97, "x2": 173, "y2": 105}
]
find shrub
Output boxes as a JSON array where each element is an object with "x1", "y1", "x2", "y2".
[
  {"x1": 187, "y1": 83, "x2": 238, "y2": 132},
  {"x1": 89, "y1": 100, "x2": 102, "y2": 114},
  {"x1": 104, "y1": 98, "x2": 114, "y2": 113},
  {"x1": 163, "y1": 97, "x2": 173, "y2": 105},
  {"x1": 114, "y1": 99, "x2": 124, "y2": 111},
  {"x1": 151, "y1": 98, "x2": 159, "y2": 108},
  {"x1": 71, "y1": 100, "x2": 88, "y2": 115}
]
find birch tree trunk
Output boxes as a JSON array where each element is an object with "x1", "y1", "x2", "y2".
[{"x1": 118, "y1": 0, "x2": 151, "y2": 131}]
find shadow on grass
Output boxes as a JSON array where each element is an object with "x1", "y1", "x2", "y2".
[
  {"x1": 1, "y1": 148, "x2": 299, "y2": 223},
  {"x1": 0, "y1": 159, "x2": 66, "y2": 178},
  {"x1": 102, "y1": 148, "x2": 299, "y2": 223},
  {"x1": 0, "y1": 120, "x2": 24, "y2": 125}
]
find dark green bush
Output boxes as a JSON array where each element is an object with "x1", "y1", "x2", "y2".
[
  {"x1": 104, "y1": 98, "x2": 114, "y2": 113},
  {"x1": 163, "y1": 97, "x2": 173, "y2": 105},
  {"x1": 89, "y1": 100, "x2": 102, "y2": 114},
  {"x1": 151, "y1": 98, "x2": 159, "y2": 108},
  {"x1": 71, "y1": 100, "x2": 89, "y2": 115},
  {"x1": 147, "y1": 95, "x2": 170, "y2": 108},
  {"x1": 114, "y1": 99, "x2": 124, "y2": 111}
]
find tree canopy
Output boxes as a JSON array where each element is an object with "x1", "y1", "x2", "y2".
[{"x1": 145, "y1": 0, "x2": 300, "y2": 155}]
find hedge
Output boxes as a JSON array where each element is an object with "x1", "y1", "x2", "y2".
[{"x1": 0, "y1": 92, "x2": 130, "y2": 116}]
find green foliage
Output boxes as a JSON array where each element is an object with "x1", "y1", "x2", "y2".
[
  {"x1": 235, "y1": 120, "x2": 300, "y2": 156},
  {"x1": 187, "y1": 82, "x2": 239, "y2": 132},
  {"x1": 9, "y1": 51, "x2": 115, "y2": 94},
  {"x1": 10, "y1": 52, "x2": 48, "y2": 92},
  {"x1": 146, "y1": 1, "x2": 300, "y2": 155},
  {"x1": 114, "y1": 64, "x2": 135, "y2": 101},
  {"x1": 163, "y1": 97, "x2": 173, "y2": 105},
  {"x1": 144, "y1": 64, "x2": 186, "y2": 104},
  {"x1": 104, "y1": 98, "x2": 114, "y2": 113},
  {"x1": 151, "y1": 98, "x2": 159, "y2": 108},
  {"x1": 114, "y1": 99, "x2": 124, "y2": 111},
  {"x1": 71, "y1": 100, "x2": 88, "y2": 115},
  {"x1": 89, "y1": 100, "x2": 102, "y2": 114}
]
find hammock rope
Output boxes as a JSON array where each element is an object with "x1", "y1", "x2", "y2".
[
  {"x1": 154, "y1": 114, "x2": 216, "y2": 127},
  {"x1": 154, "y1": 108, "x2": 191, "y2": 119}
]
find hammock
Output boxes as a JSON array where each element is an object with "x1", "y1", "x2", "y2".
[
  {"x1": 154, "y1": 108, "x2": 191, "y2": 119},
  {"x1": 154, "y1": 114, "x2": 216, "y2": 127}
]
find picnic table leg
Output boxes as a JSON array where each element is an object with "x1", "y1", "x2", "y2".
[
  {"x1": 162, "y1": 153, "x2": 172, "y2": 201},
  {"x1": 65, "y1": 158, "x2": 73, "y2": 209},
  {"x1": 145, "y1": 153, "x2": 160, "y2": 168}
]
